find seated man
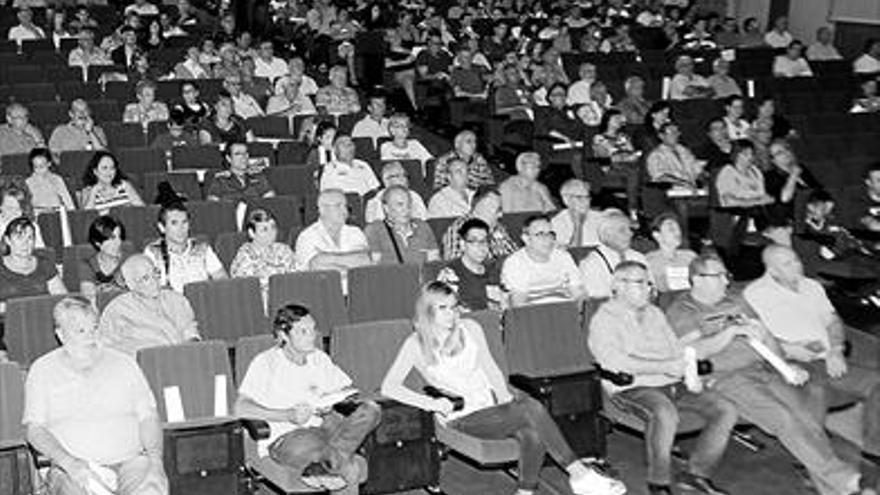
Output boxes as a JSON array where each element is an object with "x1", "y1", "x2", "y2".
[
  {"x1": 847, "y1": 162, "x2": 880, "y2": 232},
  {"x1": 364, "y1": 186, "x2": 439, "y2": 264},
  {"x1": 450, "y1": 47, "x2": 489, "y2": 98},
  {"x1": 645, "y1": 213, "x2": 697, "y2": 293},
  {"x1": 501, "y1": 214, "x2": 586, "y2": 306},
  {"x1": 427, "y1": 158, "x2": 474, "y2": 219},
  {"x1": 744, "y1": 245, "x2": 880, "y2": 470},
  {"x1": 48, "y1": 99, "x2": 108, "y2": 158},
  {"x1": 25, "y1": 296, "x2": 168, "y2": 495},
  {"x1": 295, "y1": 189, "x2": 372, "y2": 273},
  {"x1": 206, "y1": 140, "x2": 275, "y2": 202},
  {"x1": 579, "y1": 209, "x2": 648, "y2": 299},
  {"x1": 589, "y1": 261, "x2": 737, "y2": 495},
  {"x1": 235, "y1": 304, "x2": 381, "y2": 493},
  {"x1": 441, "y1": 189, "x2": 518, "y2": 261},
  {"x1": 667, "y1": 253, "x2": 870, "y2": 495},
  {"x1": 364, "y1": 161, "x2": 427, "y2": 223},
  {"x1": 0, "y1": 103, "x2": 45, "y2": 158},
  {"x1": 436, "y1": 218, "x2": 502, "y2": 312},
  {"x1": 320, "y1": 135, "x2": 380, "y2": 197},
  {"x1": 498, "y1": 151, "x2": 556, "y2": 214},
  {"x1": 551, "y1": 179, "x2": 602, "y2": 248},
  {"x1": 99, "y1": 254, "x2": 201, "y2": 355},
  {"x1": 224, "y1": 73, "x2": 265, "y2": 119},
  {"x1": 315, "y1": 65, "x2": 361, "y2": 116},
  {"x1": 350, "y1": 94, "x2": 390, "y2": 145}
]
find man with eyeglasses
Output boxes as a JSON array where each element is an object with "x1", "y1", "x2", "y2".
[
  {"x1": 589, "y1": 260, "x2": 737, "y2": 495},
  {"x1": 501, "y1": 214, "x2": 585, "y2": 307},
  {"x1": 98, "y1": 254, "x2": 201, "y2": 356},
  {"x1": 364, "y1": 161, "x2": 427, "y2": 223},
  {"x1": 436, "y1": 218, "x2": 502, "y2": 312},
  {"x1": 552, "y1": 179, "x2": 603, "y2": 249},
  {"x1": 744, "y1": 245, "x2": 880, "y2": 490},
  {"x1": 666, "y1": 252, "x2": 871, "y2": 495}
]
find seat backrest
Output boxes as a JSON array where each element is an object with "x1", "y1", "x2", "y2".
[
  {"x1": 267, "y1": 270, "x2": 348, "y2": 337},
  {"x1": 116, "y1": 147, "x2": 166, "y2": 176},
  {"x1": 136, "y1": 340, "x2": 234, "y2": 422},
  {"x1": 213, "y1": 231, "x2": 249, "y2": 270},
  {"x1": 503, "y1": 301, "x2": 590, "y2": 377},
  {"x1": 265, "y1": 165, "x2": 315, "y2": 197},
  {"x1": 186, "y1": 200, "x2": 237, "y2": 240},
  {"x1": 347, "y1": 263, "x2": 421, "y2": 323},
  {"x1": 232, "y1": 334, "x2": 275, "y2": 386},
  {"x1": 463, "y1": 309, "x2": 507, "y2": 376},
  {"x1": 0, "y1": 362, "x2": 26, "y2": 446},
  {"x1": 58, "y1": 149, "x2": 97, "y2": 187},
  {"x1": 143, "y1": 171, "x2": 202, "y2": 203},
  {"x1": 184, "y1": 277, "x2": 269, "y2": 343},
  {"x1": 331, "y1": 319, "x2": 413, "y2": 393},
  {"x1": 244, "y1": 195, "x2": 303, "y2": 236},
  {"x1": 171, "y1": 145, "x2": 223, "y2": 170},
  {"x1": 110, "y1": 204, "x2": 162, "y2": 249},
  {"x1": 5, "y1": 294, "x2": 68, "y2": 367}
]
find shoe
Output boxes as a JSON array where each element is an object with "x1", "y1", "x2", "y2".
[
  {"x1": 647, "y1": 483, "x2": 674, "y2": 495},
  {"x1": 569, "y1": 466, "x2": 627, "y2": 495},
  {"x1": 301, "y1": 461, "x2": 347, "y2": 491},
  {"x1": 677, "y1": 472, "x2": 729, "y2": 495}
]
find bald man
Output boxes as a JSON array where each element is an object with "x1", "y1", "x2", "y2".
[
  {"x1": 98, "y1": 255, "x2": 201, "y2": 355},
  {"x1": 295, "y1": 189, "x2": 371, "y2": 272},
  {"x1": 745, "y1": 245, "x2": 880, "y2": 473},
  {"x1": 48, "y1": 99, "x2": 108, "y2": 157}
]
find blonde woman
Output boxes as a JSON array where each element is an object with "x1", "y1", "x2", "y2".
[{"x1": 381, "y1": 281, "x2": 626, "y2": 495}]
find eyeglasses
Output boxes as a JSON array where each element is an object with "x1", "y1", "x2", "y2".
[
  {"x1": 565, "y1": 193, "x2": 591, "y2": 200},
  {"x1": 619, "y1": 278, "x2": 652, "y2": 287},
  {"x1": 464, "y1": 237, "x2": 489, "y2": 246},
  {"x1": 528, "y1": 230, "x2": 556, "y2": 239},
  {"x1": 695, "y1": 271, "x2": 728, "y2": 279}
]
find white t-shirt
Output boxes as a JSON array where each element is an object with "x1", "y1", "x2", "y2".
[
  {"x1": 254, "y1": 56, "x2": 289, "y2": 82},
  {"x1": 854, "y1": 54, "x2": 880, "y2": 74},
  {"x1": 295, "y1": 220, "x2": 369, "y2": 270},
  {"x1": 501, "y1": 248, "x2": 585, "y2": 305},
  {"x1": 427, "y1": 186, "x2": 474, "y2": 219},
  {"x1": 764, "y1": 30, "x2": 793, "y2": 49},
  {"x1": 379, "y1": 140, "x2": 433, "y2": 164},
  {"x1": 351, "y1": 117, "x2": 390, "y2": 144},
  {"x1": 8, "y1": 24, "x2": 45, "y2": 43},
  {"x1": 319, "y1": 159, "x2": 380, "y2": 196},
  {"x1": 238, "y1": 347, "x2": 352, "y2": 455},
  {"x1": 773, "y1": 56, "x2": 813, "y2": 78}
]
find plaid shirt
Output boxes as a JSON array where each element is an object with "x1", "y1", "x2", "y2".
[
  {"x1": 441, "y1": 215, "x2": 518, "y2": 261},
  {"x1": 432, "y1": 150, "x2": 495, "y2": 190}
]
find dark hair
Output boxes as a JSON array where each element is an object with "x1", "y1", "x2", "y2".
[
  {"x1": 245, "y1": 208, "x2": 276, "y2": 233},
  {"x1": 273, "y1": 303, "x2": 311, "y2": 338},
  {"x1": 730, "y1": 139, "x2": 755, "y2": 163},
  {"x1": 547, "y1": 82, "x2": 568, "y2": 98},
  {"x1": 647, "y1": 101, "x2": 671, "y2": 122},
  {"x1": 706, "y1": 117, "x2": 724, "y2": 131},
  {"x1": 120, "y1": 25, "x2": 136, "y2": 34},
  {"x1": 723, "y1": 94, "x2": 743, "y2": 109},
  {"x1": 2, "y1": 216, "x2": 35, "y2": 255},
  {"x1": 806, "y1": 189, "x2": 833, "y2": 204},
  {"x1": 522, "y1": 214, "x2": 552, "y2": 230},
  {"x1": 457, "y1": 217, "x2": 490, "y2": 239},
  {"x1": 864, "y1": 38, "x2": 880, "y2": 53},
  {"x1": 788, "y1": 39, "x2": 804, "y2": 50},
  {"x1": 0, "y1": 182, "x2": 34, "y2": 220},
  {"x1": 688, "y1": 251, "x2": 726, "y2": 281},
  {"x1": 658, "y1": 122, "x2": 678, "y2": 136},
  {"x1": 82, "y1": 151, "x2": 126, "y2": 187},
  {"x1": 867, "y1": 162, "x2": 880, "y2": 176},
  {"x1": 650, "y1": 211, "x2": 681, "y2": 233},
  {"x1": 88, "y1": 215, "x2": 126, "y2": 250},
  {"x1": 28, "y1": 147, "x2": 53, "y2": 172},
  {"x1": 314, "y1": 121, "x2": 337, "y2": 144},
  {"x1": 156, "y1": 201, "x2": 188, "y2": 278},
  {"x1": 224, "y1": 139, "x2": 248, "y2": 157},
  {"x1": 598, "y1": 108, "x2": 623, "y2": 134}
]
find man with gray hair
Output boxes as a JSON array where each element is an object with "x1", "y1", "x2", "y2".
[
  {"x1": 498, "y1": 151, "x2": 555, "y2": 213},
  {"x1": 48, "y1": 99, "x2": 108, "y2": 157},
  {"x1": 0, "y1": 103, "x2": 45, "y2": 158},
  {"x1": 98, "y1": 254, "x2": 201, "y2": 355},
  {"x1": 552, "y1": 179, "x2": 602, "y2": 249},
  {"x1": 25, "y1": 296, "x2": 169, "y2": 495},
  {"x1": 364, "y1": 185, "x2": 439, "y2": 264},
  {"x1": 364, "y1": 161, "x2": 427, "y2": 223},
  {"x1": 295, "y1": 189, "x2": 371, "y2": 272},
  {"x1": 579, "y1": 209, "x2": 648, "y2": 298}
]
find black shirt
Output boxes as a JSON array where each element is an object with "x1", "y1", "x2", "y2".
[{"x1": 445, "y1": 258, "x2": 500, "y2": 311}]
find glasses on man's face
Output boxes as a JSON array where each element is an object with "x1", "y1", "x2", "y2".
[
  {"x1": 132, "y1": 268, "x2": 160, "y2": 285},
  {"x1": 464, "y1": 237, "x2": 489, "y2": 246},
  {"x1": 529, "y1": 230, "x2": 556, "y2": 240},
  {"x1": 566, "y1": 193, "x2": 590, "y2": 201},
  {"x1": 695, "y1": 271, "x2": 728, "y2": 279},
  {"x1": 620, "y1": 278, "x2": 652, "y2": 287}
]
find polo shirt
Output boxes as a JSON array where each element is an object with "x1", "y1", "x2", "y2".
[
  {"x1": 23, "y1": 347, "x2": 157, "y2": 465},
  {"x1": 319, "y1": 159, "x2": 380, "y2": 196},
  {"x1": 364, "y1": 218, "x2": 438, "y2": 264},
  {"x1": 295, "y1": 220, "x2": 369, "y2": 270},
  {"x1": 206, "y1": 170, "x2": 273, "y2": 202},
  {"x1": 806, "y1": 43, "x2": 842, "y2": 61},
  {"x1": 48, "y1": 123, "x2": 108, "y2": 155},
  {"x1": 743, "y1": 273, "x2": 836, "y2": 358},
  {"x1": 501, "y1": 247, "x2": 585, "y2": 305},
  {"x1": 427, "y1": 187, "x2": 473, "y2": 219},
  {"x1": 764, "y1": 30, "x2": 793, "y2": 49},
  {"x1": 254, "y1": 56, "x2": 289, "y2": 82}
]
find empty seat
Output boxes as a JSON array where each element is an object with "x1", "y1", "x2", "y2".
[
  {"x1": 104, "y1": 80, "x2": 136, "y2": 103},
  {"x1": 88, "y1": 99, "x2": 121, "y2": 123},
  {"x1": 187, "y1": 200, "x2": 238, "y2": 239},
  {"x1": 246, "y1": 116, "x2": 291, "y2": 138},
  {"x1": 6, "y1": 65, "x2": 45, "y2": 84},
  {"x1": 347, "y1": 264, "x2": 421, "y2": 323},
  {"x1": 172, "y1": 144, "x2": 223, "y2": 170},
  {"x1": 110, "y1": 204, "x2": 162, "y2": 248},
  {"x1": 265, "y1": 165, "x2": 315, "y2": 197},
  {"x1": 184, "y1": 277, "x2": 269, "y2": 342},
  {"x1": 58, "y1": 149, "x2": 97, "y2": 185},
  {"x1": 11, "y1": 82, "x2": 55, "y2": 102},
  {"x1": 276, "y1": 141, "x2": 309, "y2": 165},
  {"x1": 213, "y1": 231, "x2": 249, "y2": 270},
  {"x1": 28, "y1": 101, "x2": 69, "y2": 128},
  {"x1": 0, "y1": 153, "x2": 29, "y2": 175},
  {"x1": 4, "y1": 294, "x2": 68, "y2": 367},
  {"x1": 267, "y1": 270, "x2": 348, "y2": 337},
  {"x1": 103, "y1": 122, "x2": 147, "y2": 149},
  {"x1": 116, "y1": 147, "x2": 166, "y2": 176}
]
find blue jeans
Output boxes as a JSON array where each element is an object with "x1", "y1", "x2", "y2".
[{"x1": 613, "y1": 383, "x2": 738, "y2": 485}]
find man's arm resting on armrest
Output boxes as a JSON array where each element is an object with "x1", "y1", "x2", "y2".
[
  {"x1": 27, "y1": 423, "x2": 84, "y2": 474},
  {"x1": 309, "y1": 250, "x2": 372, "y2": 270}
]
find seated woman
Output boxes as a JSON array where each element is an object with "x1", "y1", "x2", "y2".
[
  {"x1": 78, "y1": 151, "x2": 145, "y2": 212},
  {"x1": 230, "y1": 209, "x2": 296, "y2": 305},
  {"x1": 122, "y1": 80, "x2": 171, "y2": 127},
  {"x1": 24, "y1": 148, "x2": 75, "y2": 214},
  {"x1": 645, "y1": 213, "x2": 698, "y2": 294},
  {"x1": 381, "y1": 281, "x2": 627, "y2": 495},
  {"x1": 305, "y1": 121, "x2": 338, "y2": 170},
  {"x1": 715, "y1": 140, "x2": 774, "y2": 208},
  {"x1": 646, "y1": 123, "x2": 706, "y2": 188},
  {"x1": 266, "y1": 76, "x2": 317, "y2": 118},
  {"x1": 593, "y1": 109, "x2": 642, "y2": 215},
  {"x1": 80, "y1": 215, "x2": 129, "y2": 300},
  {"x1": 144, "y1": 201, "x2": 228, "y2": 293},
  {"x1": 0, "y1": 217, "x2": 67, "y2": 360},
  {"x1": 0, "y1": 181, "x2": 45, "y2": 248},
  {"x1": 764, "y1": 139, "x2": 821, "y2": 218},
  {"x1": 379, "y1": 113, "x2": 433, "y2": 165},
  {"x1": 199, "y1": 94, "x2": 255, "y2": 145},
  {"x1": 722, "y1": 95, "x2": 750, "y2": 140}
]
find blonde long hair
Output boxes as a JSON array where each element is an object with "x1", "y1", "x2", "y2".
[{"x1": 413, "y1": 281, "x2": 465, "y2": 365}]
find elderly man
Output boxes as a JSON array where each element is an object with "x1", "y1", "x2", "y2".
[
  {"x1": 807, "y1": 26, "x2": 843, "y2": 61},
  {"x1": 501, "y1": 214, "x2": 585, "y2": 306},
  {"x1": 589, "y1": 261, "x2": 737, "y2": 495},
  {"x1": 364, "y1": 161, "x2": 427, "y2": 223},
  {"x1": 551, "y1": 179, "x2": 602, "y2": 249},
  {"x1": 67, "y1": 29, "x2": 112, "y2": 70},
  {"x1": 295, "y1": 189, "x2": 371, "y2": 272},
  {"x1": 427, "y1": 158, "x2": 474, "y2": 219},
  {"x1": 498, "y1": 151, "x2": 556, "y2": 214},
  {"x1": 48, "y1": 99, "x2": 108, "y2": 157},
  {"x1": 206, "y1": 140, "x2": 275, "y2": 202},
  {"x1": 25, "y1": 296, "x2": 168, "y2": 495},
  {"x1": 99, "y1": 255, "x2": 201, "y2": 356},
  {"x1": 274, "y1": 57, "x2": 319, "y2": 97},
  {"x1": 8, "y1": 7, "x2": 45, "y2": 44},
  {"x1": 579, "y1": 209, "x2": 648, "y2": 299},
  {"x1": 225, "y1": 73, "x2": 265, "y2": 119},
  {"x1": 667, "y1": 253, "x2": 870, "y2": 495},
  {"x1": 669, "y1": 56, "x2": 714, "y2": 101},
  {"x1": 364, "y1": 186, "x2": 439, "y2": 264},
  {"x1": 320, "y1": 136, "x2": 380, "y2": 197},
  {"x1": 441, "y1": 189, "x2": 518, "y2": 261},
  {"x1": 432, "y1": 130, "x2": 495, "y2": 190},
  {"x1": 0, "y1": 103, "x2": 45, "y2": 158},
  {"x1": 744, "y1": 245, "x2": 880, "y2": 471},
  {"x1": 315, "y1": 65, "x2": 361, "y2": 116}
]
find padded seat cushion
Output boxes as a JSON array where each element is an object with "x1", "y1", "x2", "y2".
[{"x1": 435, "y1": 422, "x2": 520, "y2": 466}]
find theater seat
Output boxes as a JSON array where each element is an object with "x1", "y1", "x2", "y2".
[
  {"x1": 4, "y1": 294, "x2": 68, "y2": 367},
  {"x1": 0, "y1": 362, "x2": 32, "y2": 495},
  {"x1": 347, "y1": 264, "x2": 421, "y2": 323},
  {"x1": 184, "y1": 277, "x2": 269, "y2": 342},
  {"x1": 267, "y1": 271, "x2": 348, "y2": 338}
]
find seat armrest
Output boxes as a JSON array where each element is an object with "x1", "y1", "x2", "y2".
[
  {"x1": 27, "y1": 445, "x2": 51, "y2": 469},
  {"x1": 509, "y1": 370, "x2": 599, "y2": 398},
  {"x1": 239, "y1": 418, "x2": 271, "y2": 440},
  {"x1": 593, "y1": 366, "x2": 634, "y2": 387}
]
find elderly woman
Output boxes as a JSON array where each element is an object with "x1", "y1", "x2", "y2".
[
  {"x1": 78, "y1": 151, "x2": 144, "y2": 212},
  {"x1": 80, "y1": 215, "x2": 129, "y2": 299},
  {"x1": 25, "y1": 148, "x2": 75, "y2": 214},
  {"x1": 669, "y1": 55, "x2": 714, "y2": 100},
  {"x1": 315, "y1": 65, "x2": 361, "y2": 116},
  {"x1": 432, "y1": 130, "x2": 495, "y2": 190},
  {"x1": 122, "y1": 80, "x2": 170, "y2": 127},
  {"x1": 230, "y1": 209, "x2": 296, "y2": 305},
  {"x1": 707, "y1": 58, "x2": 742, "y2": 99},
  {"x1": 0, "y1": 217, "x2": 67, "y2": 359}
]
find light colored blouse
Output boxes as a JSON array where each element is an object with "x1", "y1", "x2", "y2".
[{"x1": 26, "y1": 173, "x2": 75, "y2": 212}]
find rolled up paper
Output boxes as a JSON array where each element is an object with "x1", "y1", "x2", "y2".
[
  {"x1": 683, "y1": 347, "x2": 703, "y2": 393},
  {"x1": 747, "y1": 337, "x2": 800, "y2": 384}
]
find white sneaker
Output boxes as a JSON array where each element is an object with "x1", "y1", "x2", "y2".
[{"x1": 569, "y1": 467, "x2": 627, "y2": 495}]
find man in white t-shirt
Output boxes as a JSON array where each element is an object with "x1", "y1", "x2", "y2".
[
  {"x1": 351, "y1": 95, "x2": 390, "y2": 145},
  {"x1": 25, "y1": 297, "x2": 168, "y2": 495},
  {"x1": 854, "y1": 39, "x2": 880, "y2": 74},
  {"x1": 8, "y1": 7, "x2": 45, "y2": 44},
  {"x1": 502, "y1": 214, "x2": 586, "y2": 306},
  {"x1": 295, "y1": 189, "x2": 372, "y2": 272},
  {"x1": 254, "y1": 40, "x2": 290, "y2": 83},
  {"x1": 235, "y1": 304, "x2": 381, "y2": 493},
  {"x1": 320, "y1": 136, "x2": 380, "y2": 197}
]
